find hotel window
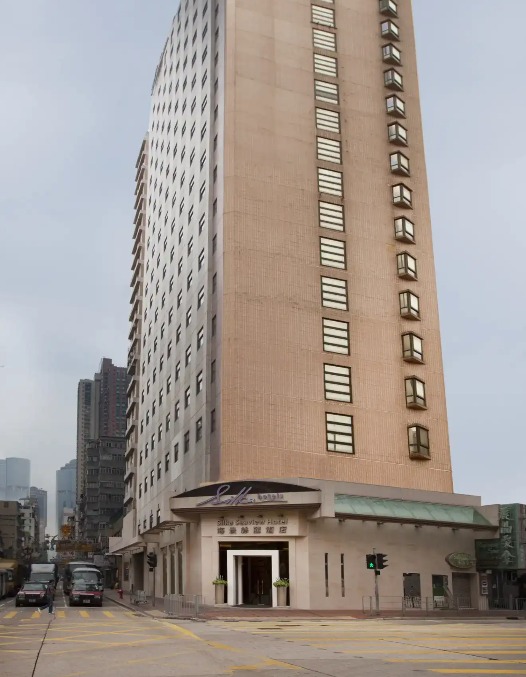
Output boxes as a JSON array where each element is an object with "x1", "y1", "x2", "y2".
[
  {"x1": 323, "y1": 318, "x2": 350, "y2": 355},
  {"x1": 185, "y1": 346, "x2": 191, "y2": 366},
  {"x1": 402, "y1": 332, "x2": 424, "y2": 363},
  {"x1": 313, "y1": 28, "x2": 336, "y2": 51},
  {"x1": 324, "y1": 364, "x2": 352, "y2": 402},
  {"x1": 317, "y1": 137, "x2": 342, "y2": 164},
  {"x1": 186, "y1": 308, "x2": 192, "y2": 327},
  {"x1": 187, "y1": 271, "x2": 193, "y2": 290},
  {"x1": 316, "y1": 108, "x2": 340, "y2": 134},
  {"x1": 397, "y1": 251, "x2": 418, "y2": 280},
  {"x1": 318, "y1": 168, "x2": 343, "y2": 196},
  {"x1": 197, "y1": 287, "x2": 205, "y2": 308},
  {"x1": 399, "y1": 290, "x2": 420, "y2": 320},
  {"x1": 177, "y1": 291, "x2": 183, "y2": 308},
  {"x1": 386, "y1": 95, "x2": 405, "y2": 118},
  {"x1": 321, "y1": 276, "x2": 348, "y2": 310},
  {"x1": 384, "y1": 69, "x2": 403, "y2": 91},
  {"x1": 320, "y1": 237, "x2": 346, "y2": 269},
  {"x1": 315, "y1": 79, "x2": 339, "y2": 104},
  {"x1": 157, "y1": 462, "x2": 161, "y2": 480},
  {"x1": 196, "y1": 371, "x2": 203, "y2": 394},
  {"x1": 197, "y1": 326, "x2": 204, "y2": 350},
  {"x1": 165, "y1": 452, "x2": 170, "y2": 472},
  {"x1": 394, "y1": 216, "x2": 415, "y2": 243},
  {"x1": 408, "y1": 425, "x2": 430, "y2": 459},
  {"x1": 388, "y1": 122, "x2": 407, "y2": 146},
  {"x1": 184, "y1": 387, "x2": 190, "y2": 408},
  {"x1": 326, "y1": 412, "x2": 354, "y2": 454},
  {"x1": 176, "y1": 324, "x2": 182, "y2": 344},
  {"x1": 314, "y1": 53, "x2": 338, "y2": 78},
  {"x1": 392, "y1": 183, "x2": 413, "y2": 208},
  {"x1": 319, "y1": 201, "x2": 344, "y2": 231},
  {"x1": 166, "y1": 412, "x2": 171, "y2": 431},
  {"x1": 405, "y1": 377, "x2": 427, "y2": 409},
  {"x1": 195, "y1": 417, "x2": 203, "y2": 442},
  {"x1": 175, "y1": 400, "x2": 180, "y2": 421},
  {"x1": 382, "y1": 43, "x2": 401, "y2": 65},
  {"x1": 381, "y1": 20, "x2": 399, "y2": 40},
  {"x1": 174, "y1": 442, "x2": 179, "y2": 462},
  {"x1": 175, "y1": 361, "x2": 181, "y2": 381},
  {"x1": 311, "y1": 4, "x2": 335, "y2": 27},
  {"x1": 390, "y1": 152, "x2": 410, "y2": 176},
  {"x1": 184, "y1": 431, "x2": 190, "y2": 454},
  {"x1": 211, "y1": 360, "x2": 216, "y2": 383},
  {"x1": 380, "y1": 0, "x2": 398, "y2": 17},
  {"x1": 211, "y1": 408, "x2": 216, "y2": 433},
  {"x1": 198, "y1": 249, "x2": 205, "y2": 270}
]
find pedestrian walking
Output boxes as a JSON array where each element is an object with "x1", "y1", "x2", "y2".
[{"x1": 36, "y1": 580, "x2": 55, "y2": 616}]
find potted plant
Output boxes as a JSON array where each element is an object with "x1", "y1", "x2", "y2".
[
  {"x1": 273, "y1": 578, "x2": 289, "y2": 607},
  {"x1": 213, "y1": 575, "x2": 227, "y2": 604}
]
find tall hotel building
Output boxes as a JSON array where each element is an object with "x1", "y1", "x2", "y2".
[{"x1": 112, "y1": 0, "x2": 496, "y2": 609}]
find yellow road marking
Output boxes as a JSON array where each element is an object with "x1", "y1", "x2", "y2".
[
  {"x1": 3, "y1": 612, "x2": 16, "y2": 619},
  {"x1": 207, "y1": 641, "x2": 242, "y2": 652},
  {"x1": 103, "y1": 611, "x2": 114, "y2": 618},
  {"x1": 390, "y1": 660, "x2": 526, "y2": 664},
  {"x1": 229, "y1": 659, "x2": 300, "y2": 672},
  {"x1": 79, "y1": 610, "x2": 90, "y2": 618},
  {"x1": 56, "y1": 610, "x2": 66, "y2": 618},
  {"x1": 162, "y1": 622, "x2": 203, "y2": 641},
  {"x1": 31, "y1": 611, "x2": 40, "y2": 619}
]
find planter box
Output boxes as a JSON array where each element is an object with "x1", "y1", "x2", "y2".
[
  {"x1": 214, "y1": 585, "x2": 226, "y2": 605},
  {"x1": 276, "y1": 586, "x2": 288, "y2": 607}
]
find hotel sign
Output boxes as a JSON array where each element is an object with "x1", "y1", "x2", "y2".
[
  {"x1": 216, "y1": 516, "x2": 289, "y2": 536},
  {"x1": 445, "y1": 552, "x2": 475, "y2": 570},
  {"x1": 196, "y1": 484, "x2": 288, "y2": 508}
]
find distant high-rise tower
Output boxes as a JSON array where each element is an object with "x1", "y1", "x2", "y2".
[
  {"x1": 76, "y1": 359, "x2": 128, "y2": 503},
  {"x1": 56, "y1": 459, "x2": 76, "y2": 530},
  {"x1": 0, "y1": 457, "x2": 30, "y2": 501}
]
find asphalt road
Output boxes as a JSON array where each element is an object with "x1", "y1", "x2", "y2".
[{"x1": 1, "y1": 590, "x2": 526, "y2": 676}]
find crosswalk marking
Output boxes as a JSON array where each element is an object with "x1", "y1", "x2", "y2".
[
  {"x1": 4, "y1": 612, "x2": 17, "y2": 619},
  {"x1": 56, "y1": 610, "x2": 66, "y2": 618},
  {"x1": 103, "y1": 611, "x2": 114, "y2": 618},
  {"x1": 79, "y1": 610, "x2": 90, "y2": 618},
  {"x1": 430, "y1": 671, "x2": 526, "y2": 675}
]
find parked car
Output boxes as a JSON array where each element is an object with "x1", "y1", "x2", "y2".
[
  {"x1": 15, "y1": 582, "x2": 51, "y2": 607},
  {"x1": 69, "y1": 581, "x2": 103, "y2": 607}
]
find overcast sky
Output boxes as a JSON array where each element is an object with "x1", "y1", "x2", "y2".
[{"x1": 0, "y1": 1, "x2": 524, "y2": 535}]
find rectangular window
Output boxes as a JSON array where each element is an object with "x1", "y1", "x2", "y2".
[
  {"x1": 315, "y1": 80, "x2": 339, "y2": 104},
  {"x1": 394, "y1": 216, "x2": 415, "y2": 243},
  {"x1": 195, "y1": 417, "x2": 203, "y2": 441},
  {"x1": 317, "y1": 137, "x2": 342, "y2": 164},
  {"x1": 312, "y1": 4, "x2": 335, "y2": 27},
  {"x1": 184, "y1": 431, "x2": 190, "y2": 454},
  {"x1": 320, "y1": 237, "x2": 346, "y2": 269},
  {"x1": 316, "y1": 108, "x2": 340, "y2": 134},
  {"x1": 313, "y1": 28, "x2": 336, "y2": 51},
  {"x1": 324, "y1": 553, "x2": 329, "y2": 597},
  {"x1": 319, "y1": 201, "x2": 344, "y2": 231},
  {"x1": 321, "y1": 276, "x2": 347, "y2": 310},
  {"x1": 197, "y1": 286, "x2": 205, "y2": 308},
  {"x1": 323, "y1": 318, "x2": 350, "y2": 355},
  {"x1": 341, "y1": 554, "x2": 345, "y2": 597},
  {"x1": 174, "y1": 442, "x2": 179, "y2": 462},
  {"x1": 185, "y1": 346, "x2": 191, "y2": 366},
  {"x1": 197, "y1": 326, "x2": 204, "y2": 350},
  {"x1": 408, "y1": 425, "x2": 430, "y2": 459},
  {"x1": 211, "y1": 359, "x2": 216, "y2": 383},
  {"x1": 165, "y1": 453, "x2": 170, "y2": 472},
  {"x1": 324, "y1": 364, "x2": 352, "y2": 402},
  {"x1": 386, "y1": 95, "x2": 405, "y2": 117},
  {"x1": 402, "y1": 332, "x2": 423, "y2": 363},
  {"x1": 326, "y1": 412, "x2": 354, "y2": 454},
  {"x1": 318, "y1": 168, "x2": 343, "y2": 196},
  {"x1": 405, "y1": 377, "x2": 427, "y2": 409},
  {"x1": 399, "y1": 290, "x2": 420, "y2": 319},
  {"x1": 211, "y1": 408, "x2": 216, "y2": 433},
  {"x1": 314, "y1": 53, "x2": 337, "y2": 78},
  {"x1": 397, "y1": 251, "x2": 417, "y2": 280},
  {"x1": 392, "y1": 183, "x2": 412, "y2": 208}
]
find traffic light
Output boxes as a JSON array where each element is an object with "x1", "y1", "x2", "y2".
[
  {"x1": 376, "y1": 553, "x2": 388, "y2": 570},
  {"x1": 366, "y1": 554, "x2": 377, "y2": 570},
  {"x1": 147, "y1": 552, "x2": 157, "y2": 570}
]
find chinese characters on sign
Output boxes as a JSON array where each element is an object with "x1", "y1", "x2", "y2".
[{"x1": 216, "y1": 517, "x2": 289, "y2": 536}]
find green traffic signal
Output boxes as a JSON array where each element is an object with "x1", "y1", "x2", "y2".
[{"x1": 366, "y1": 554, "x2": 377, "y2": 570}]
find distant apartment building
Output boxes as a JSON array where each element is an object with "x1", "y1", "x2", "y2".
[
  {"x1": 56, "y1": 459, "x2": 76, "y2": 531},
  {"x1": 76, "y1": 360, "x2": 128, "y2": 506},
  {"x1": 84, "y1": 437, "x2": 125, "y2": 549},
  {"x1": 0, "y1": 457, "x2": 30, "y2": 501},
  {"x1": 29, "y1": 487, "x2": 47, "y2": 543},
  {"x1": 0, "y1": 500, "x2": 22, "y2": 559}
]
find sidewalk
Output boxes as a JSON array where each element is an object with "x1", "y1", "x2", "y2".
[{"x1": 103, "y1": 589, "x2": 525, "y2": 622}]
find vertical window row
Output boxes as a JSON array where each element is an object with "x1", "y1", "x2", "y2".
[
  {"x1": 312, "y1": 2, "x2": 354, "y2": 455},
  {"x1": 379, "y1": 0, "x2": 430, "y2": 459}
]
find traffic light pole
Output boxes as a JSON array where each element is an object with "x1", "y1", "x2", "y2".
[
  {"x1": 373, "y1": 548, "x2": 380, "y2": 615},
  {"x1": 152, "y1": 569, "x2": 156, "y2": 607}
]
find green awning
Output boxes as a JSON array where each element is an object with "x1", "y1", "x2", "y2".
[{"x1": 334, "y1": 495, "x2": 496, "y2": 530}]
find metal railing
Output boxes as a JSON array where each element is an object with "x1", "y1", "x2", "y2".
[
  {"x1": 164, "y1": 594, "x2": 204, "y2": 619},
  {"x1": 362, "y1": 595, "x2": 526, "y2": 615}
]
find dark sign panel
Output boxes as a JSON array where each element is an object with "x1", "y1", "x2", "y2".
[{"x1": 476, "y1": 504, "x2": 523, "y2": 570}]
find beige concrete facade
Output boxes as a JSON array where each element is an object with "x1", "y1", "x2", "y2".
[{"x1": 113, "y1": 0, "x2": 462, "y2": 607}]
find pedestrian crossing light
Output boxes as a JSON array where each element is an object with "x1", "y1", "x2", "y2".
[{"x1": 366, "y1": 554, "x2": 377, "y2": 570}]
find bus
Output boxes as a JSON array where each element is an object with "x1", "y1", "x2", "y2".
[
  {"x1": 0, "y1": 560, "x2": 26, "y2": 596},
  {"x1": 63, "y1": 561, "x2": 101, "y2": 595}
]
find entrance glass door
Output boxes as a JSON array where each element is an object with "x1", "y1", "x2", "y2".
[{"x1": 242, "y1": 556, "x2": 272, "y2": 606}]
